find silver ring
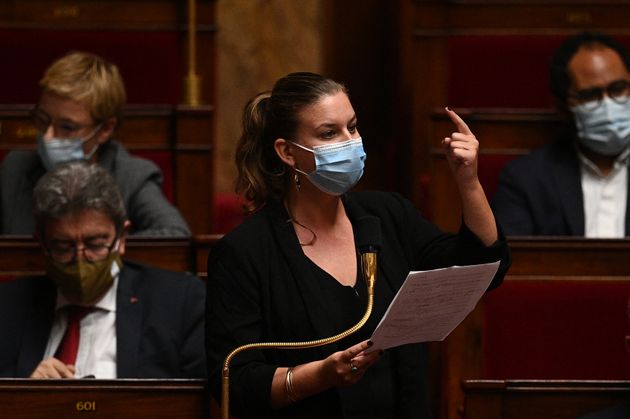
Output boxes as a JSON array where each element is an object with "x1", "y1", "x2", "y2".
[{"x1": 350, "y1": 363, "x2": 359, "y2": 373}]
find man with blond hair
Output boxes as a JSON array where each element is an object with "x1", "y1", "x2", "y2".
[{"x1": 0, "y1": 51, "x2": 190, "y2": 236}]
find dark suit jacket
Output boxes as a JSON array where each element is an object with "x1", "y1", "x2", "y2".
[
  {"x1": 206, "y1": 191, "x2": 511, "y2": 419},
  {"x1": 0, "y1": 260, "x2": 206, "y2": 378},
  {"x1": 491, "y1": 140, "x2": 630, "y2": 236},
  {"x1": 0, "y1": 140, "x2": 190, "y2": 236},
  {"x1": 577, "y1": 402, "x2": 630, "y2": 419}
]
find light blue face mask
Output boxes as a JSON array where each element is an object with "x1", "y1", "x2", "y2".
[
  {"x1": 36, "y1": 125, "x2": 102, "y2": 171},
  {"x1": 571, "y1": 96, "x2": 630, "y2": 156},
  {"x1": 290, "y1": 137, "x2": 367, "y2": 195}
]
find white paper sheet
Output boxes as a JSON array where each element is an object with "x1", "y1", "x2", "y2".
[{"x1": 368, "y1": 261, "x2": 500, "y2": 352}]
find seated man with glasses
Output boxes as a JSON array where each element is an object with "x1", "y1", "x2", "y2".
[
  {"x1": 0, "y1": 162, "x2": 205, "y2": 379},
  {"x1": 0, "y1": 50, "x2": 190, "y2": 237},
  {"x1": 493, "y1": 32, "x2": 630, "y2": 236}
]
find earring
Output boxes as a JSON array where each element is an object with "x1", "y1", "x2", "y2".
[{"x1": 294, "y1": 172, "x2": 301, "y2": 191}]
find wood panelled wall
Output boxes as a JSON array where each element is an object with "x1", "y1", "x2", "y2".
[
  {"x1": 215, "y1": 1, "x2": 325, "y2": 195},
  {"x1": 0, "y1": 0, "x2": 216, "y2": 234}
]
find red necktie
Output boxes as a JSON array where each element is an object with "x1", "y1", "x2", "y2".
[{"x1": 54, "y1": 305, "x2": 93, "y2": 366}]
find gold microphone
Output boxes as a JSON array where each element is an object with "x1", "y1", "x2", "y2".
[{"x1": 220, "y1": 216, "x2": 382, "y2": 419}]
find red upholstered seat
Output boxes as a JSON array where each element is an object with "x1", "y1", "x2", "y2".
[
  {"x1": 211, "y1": 192, "x2": 247, "y2": 234},
  {"x1": 0, "y1": 29, "x2": 181, "y2": 104},
  {"x1": 482, "y1": 280, "x2": 630, "y2": 380},
  {"x1": 447, "y1": 35, "x2": 562, "y2": 108},
  {"x1": 447, "y1": 35, "x2": 630, "y2": 108},
  {"x1": 478, "y1": 154, "x2": 518, "y2": 200},
  {"x1": 131, "y1": 150, "x2": 174, "y2": 203}
]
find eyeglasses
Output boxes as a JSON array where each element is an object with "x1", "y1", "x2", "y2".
[
  {"x1": 30, "y1": 108, "x2": 97, "y2": 138},
  {"x1": 569, "y1": 79, "x2": 630, "y2": 110},
  {"x1": 46, "y1": 239, "x2": 118, "y2": 264}
]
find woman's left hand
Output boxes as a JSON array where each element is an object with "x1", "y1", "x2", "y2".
[{"x1": 442, "y1": 107, "x2": 479, "y2": 187}]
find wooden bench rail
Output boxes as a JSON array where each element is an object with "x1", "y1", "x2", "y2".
[
  {"x1": 463, "y1": 380, "x2": 630, "y2": 419},
  {"x1": 0, "y1": 235, "x2": 221, "y2": 278},
  {"x1": 0, "y1": 378, "x2": 209, "y2": 419},
  {"x1": 2, "y1": 236, "x2": 629, "y2": 279}
]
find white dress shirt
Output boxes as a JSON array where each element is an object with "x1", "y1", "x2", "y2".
[
  {"x1": 43, "y1": 262, "x2": 120, "y2": 378},
  {"x1": 579, "y1": 147, "x2": 630, "y2": 238}
]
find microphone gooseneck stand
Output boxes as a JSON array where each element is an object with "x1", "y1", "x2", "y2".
[{"x1": 220, "y1": 216, "x2": 381, "y2": 419}]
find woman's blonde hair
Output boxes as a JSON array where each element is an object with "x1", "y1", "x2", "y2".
[
  {"x1": 40, "y1": 51, "x2": 126, "y2": 124},
  {"x1": 235, "y1": 72, "x2": 346, "y2": 211}
]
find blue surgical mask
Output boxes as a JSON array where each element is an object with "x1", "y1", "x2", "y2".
[
  {"x1": 37, "y1": 125, "x2": 102, "y2": 171},
  {"x1": 291, "y1": 138, "x2": 366, "y2": 195},
  {"x1": 571, "y1": 97, "x2": 630, "y2": 156}
]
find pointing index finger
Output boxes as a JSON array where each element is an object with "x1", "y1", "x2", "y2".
[{"x1": 445, "y1": 107, "x2": 473, "y2": 135}]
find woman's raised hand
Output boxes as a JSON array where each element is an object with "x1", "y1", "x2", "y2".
[{"x1": 442, "y1": 107, "x2": 480, "y2": 188}]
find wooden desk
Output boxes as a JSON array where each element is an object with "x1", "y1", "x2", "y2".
[
  {"x1": 0, "y1": 235, "x2": 221, "y2": 278},
  {"x1": 0, "y1": 236, "x2": 195, "y2": 276},
  {"x1": 0, "y1": 379, "x2": 208, "y2": 418},
  {"x1": 463, "y1": 380, "x2": 630, "y2": 419}
]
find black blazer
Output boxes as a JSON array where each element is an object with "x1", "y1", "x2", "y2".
[
  {"x1": 492, "y1": 139, "x2": 630, "y2": 236},
  {"x1": 206, "y1": 191, "x2": 511, "y2": 419},
  {"x1": 0, "y1": 260, "x2": 206, "y2": 378}
]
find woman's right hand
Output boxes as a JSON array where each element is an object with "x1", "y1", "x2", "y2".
[
  {"x1": 321, "y1": 340, "x2": 382, "y2": 387},
  {"x1": 271, "y1": 340, "x2": 383, "y2": 407}
]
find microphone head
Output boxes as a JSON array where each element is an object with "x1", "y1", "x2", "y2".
[{"x1": 356, "y1": 216, "x2": 382, "y2": 253}]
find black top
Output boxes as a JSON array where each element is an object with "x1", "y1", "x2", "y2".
[
  {"x1": 206, "y1": 191, "x2": 511, "y2": 419},
  {"x1": 308, "y1": 257, "x2": 396, "y2": 418}
]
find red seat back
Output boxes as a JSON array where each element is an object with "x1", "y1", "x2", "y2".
[
  {"x1": 478, "y1": 154, "x2": 518, "y2": 200},
  {"x1": 0, "y1": 29, "x2": 181, "y2": 104},
  {"x1": 211, "y1": 192, "x2": 247, "y2": 234},
  {"x1": 447, "y1": 35, "x2": 630, "y2": 108},
  {"x1": 131, "y1": 150, "x2": 174, "y2": 203},
  {"x1": 482, "y1": 280, "x2": 630, "y2": 380}
]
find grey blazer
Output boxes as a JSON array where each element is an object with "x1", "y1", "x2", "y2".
[{"x1": 0, "y1": 140, "x2": 190, "y2": 236}]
